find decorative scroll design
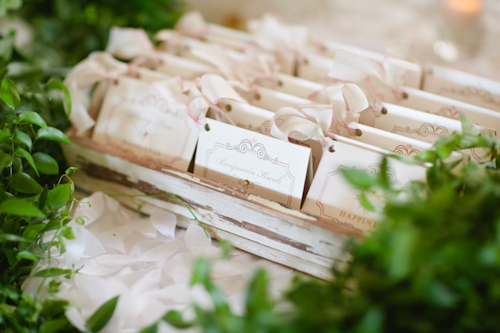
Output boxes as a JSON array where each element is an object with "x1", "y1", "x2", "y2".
[
  {"x1": 392, "y1": 144, "x2": 421, "y2": 156},
  {"x1": 439, "y1": 85, "x2": 500, "y2": 108},
  {"x1": 236, "y1": 120, "x2": 271, "y2": 135},
  {"x1": 226, "y1": 138, "x2": 279, "y2": 164},
  {"x1": 436, "y1": 106, "x2": 461, "y2": 120},
  {"x1": 391, "y1": 122, "x2": 449, "y2": 138},
  {"x1": 365, "y1": 163, "x2": 397, "y2": 185}
]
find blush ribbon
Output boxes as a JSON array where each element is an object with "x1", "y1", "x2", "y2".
[
  {"x1": 329, "y1": 49, "x2": 419, "y2": 110},
  {"x1": 271, "y1": 83, "x2": 368, "y2": 148}
]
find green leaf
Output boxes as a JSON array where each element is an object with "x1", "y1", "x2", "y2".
[
  {"x1": 22, "y1": 224, "x2": 45, "y2": 242},
  {"x1": 246, "y1": 269, "x2": 272, "y2": 315},
  {"x1": 60, "y1": 225, "x2": 74, "y2": 240},
  {"x1": 15, "y1": 148, "x2": 39, "y2": 176},
  {"x1": 16, "y1": 251, "x2": 39, "y2": 261},
  {"x1": 33, "y1": 268, "x2": 72, "y2": 278},
  {"x1": 0, "y1": 78, "x2": 20, "y2": 109},
  {"x1": 47, "y1": 183, "x2": 71, "y2": 210},
  {"x1": 46, "y1": 78, "x2": 72, "y2": 118},
  {"x1": 358, "y1": 192, "x2": 375, "y2": 212},
  {"x1": 14, "y1": 131, "x2": 33, "y2": 150},
  {"x1": 0, "y1": 129, "x2": 11, "y2": 143},
  {"x1": 163, "y1": 310, "x2": 193, "y2": 329},
  {"x1": 0, "y1": 198, "x2": 45, "y2": 217},
  {"x1": 11, "y1": 172, "x2": 42, "y2": 194},
  {"x1": 33, "y1": 152, "x2": 59, "y2": 175},
  {"x1": 18, "y1": 111, "x2": 48, "y2": 130},
  {"x1": 139, "y1": 323, "x2": 158, "y2": 333},
  {"x1": 460, "y1": 114, "x2": 480, "y2": 137},
  {"x1": 0, "y1": 233, "x2": 28, "y2": 243},
  {"x1": 37, "y1": 127, "x2": 72, "y2": 145},
  {"x1": 86, "y1": 295, "x2": 119, "y2": 332},
  {"x1": 40, "y1": 318, "x2": 70, "y2": 333},
  {"x1": 0, "y1": 152, "x2": 12, "y2": 170},
  {"x1": 342, "y1": 168, "x2": 377, "y2": 190}
]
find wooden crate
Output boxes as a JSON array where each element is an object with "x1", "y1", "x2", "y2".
[{"x1": 63, "y1": 133, "x2": 362, "y2": 280}]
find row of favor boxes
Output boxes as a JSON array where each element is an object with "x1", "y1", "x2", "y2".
[{"x1": 65, "y1": 12, "x2": 500, "y2": 232}]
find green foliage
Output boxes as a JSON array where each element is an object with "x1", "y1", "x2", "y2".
[
  {"x1": 0, "y1": 0, "x2": 183, "y2": 75},
  {"x1": 161, "y1": 121, "x2": 500, "y2": 333},
  {"x1": 0, "y1": 78, "x2": 82, "y2": 332}
]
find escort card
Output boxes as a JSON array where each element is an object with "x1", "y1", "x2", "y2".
[
  {"x1": 302, "y1": 137, "x2": 427, "y2": 232},
  {"x1": 194, "y1": 119, "x2": 312, "y2": 210},
  {"x1": 359, "y1": 103, "x2": 495, "y2": 162},
  {"x1": 92, "y1": 76, "x2": 199, "y2": 171},
  {"x1": 422, "y1": 64, "x2": 500, "y2": 112},
  {"x1": 235, "y1": 85, "x2": 314, "y2": 111},
  {"x1": 383, "y1": 86, "x2": 500, "y2": 136}
]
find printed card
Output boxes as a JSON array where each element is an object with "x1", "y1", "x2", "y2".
[
  {"x1": 422, "y1": 64, "x2": 500, "y2": 112},
  {"x1": 256, "y1": 73, "x2": 329, "y2": 103},
  {"x1": 235, "y1": 86, "x2": 314, "y2": 111},
  {"x1": 92, "y1": 76, "x2": 199, "y2": 171},
  {"x1": 338, "y1": 123, "x2": 433, "y2": 157},
  {"x1": 155, "y1": 53, "x2": 219, "y2": 79},
  {"x1": 214, "y1": 100, "x2": 323, "y2": 174},
  {"x1": 194, "y1": 119, "x2": 312, "y2": 210},
  {"x1": 359, "y1": 103, "x2": 495, "y2": 162},
  {"x1": 384, "y1": 86, "x2": 500, "y2": 136},
  {"x1": 302, "y1": 137, "x2": 426, "y2": 232}
]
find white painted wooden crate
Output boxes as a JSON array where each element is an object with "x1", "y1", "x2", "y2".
[{"x1": 63, "y1": 132, "x2": 361, "y2": 280}]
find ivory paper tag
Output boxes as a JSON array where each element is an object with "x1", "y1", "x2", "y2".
[
  {"x1": 359, "y1": 103, "x2": 496, "y2": 162},
  {"x1": 302, "y1": 138, "x2": 426, "y2": 232},
  {"x1": 92, "y1": 76, "x2": 199, "y2": 171},
  {"x1": 384, "y1": 86, "x2": 500, "y2": 136},
  {"x1": 422, "y1": 65, "x2": 500, "y2": 112},
  {"x1": 215, "y1": 100, "x2": 323, "y2": 174},
  {"x1": 194, "y1": 119, "x2": 312, "y2": 209},
  {"x1": 235, "y1": 86, "x2": 314, "y2": 111},
  {"x1": 338, "y1": 123, "x2": 432, "y2": 157},
  {"x1": 256, "y1": 73, "x2": 328, "y2": 103}
]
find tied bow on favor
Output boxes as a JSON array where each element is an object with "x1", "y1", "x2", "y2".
[
  {"x1": 187, "y1": 74, "x2": 248, "y2": 125},
  {"x1": 65, "y1": 52, "x2": 136, "y2": 135},
  {"x1": 271, "y1": 83, "x2": 368, "y2": 148},
  {"x1": 329, "y1": 49, "x2": 419, "y2": 111}
]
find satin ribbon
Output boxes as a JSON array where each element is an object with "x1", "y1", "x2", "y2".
[
  {"x1": 271, "y1": 83, "x2": 368, "y2": 147},
  {"x1": 329, "y1": 49, "x2": 418, "y2": 110},
  {"x1": 64, "y1": 52, "x2": 135, "y2": 135}
]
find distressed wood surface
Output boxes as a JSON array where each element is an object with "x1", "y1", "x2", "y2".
[{"x1": 63, "y1": 134, "x2": 363, "y2": 279}]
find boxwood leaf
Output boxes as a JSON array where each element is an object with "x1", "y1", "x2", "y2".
[
  {"x1": 11, "y1": 172, "x2": 42, "y2": 194},
  {"x1": 342, "y1": 168, "x2": 377, "y2": 190},
  {"x1": 86, "y1": 296, "x2": 119, "y2": 332},
  {"x1": 37, "y1": 127, "x2": 72, "y2": 145},
  {"x1": 15, "y1": 148, "x2": 39, "y2": 177},
  {"x1": 18, "y1": 111, "x2": 48, "y2": 130},
  {"x1": 33, "y1": 268, "x2": 72, "y2": 278},
  {"x1": 39, "y1": 318, "x2": 70, "y2": 333},
  {"x1": 47, "y1": 183, "x2": 71, "y2": 210},
  {"x1": 14, "y1": 131, "x2": 32, "y2": 150},
  {"x1": 0, "y1": 152, "x2": 12, "y2": 170},
  {"x1": 0, "y1": 78, "x2": 20, "y2": 109},
  {"x1": 16, "y1": 251, "x2": 39, "y2": 261},
  {"x1": 33, "y1": 152, "x2": 59, "y2": 175},
  {"x1": 0, "y1": 233, "x2": 28, "y2": 243},
  {"x1": 0, "y1": 197, "x2": 45, "y2": 217},
  {"x1": 0, "y1": 129, "x2": 11, "y2": 143}
]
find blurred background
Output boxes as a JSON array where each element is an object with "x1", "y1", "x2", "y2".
[{"x1": 184, "y1": 0, "x2": 500, "y2": 80}]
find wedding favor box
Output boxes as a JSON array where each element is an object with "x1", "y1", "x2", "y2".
[{"x1": 62, "y1": 14, "x2": 500, "y2": 280}]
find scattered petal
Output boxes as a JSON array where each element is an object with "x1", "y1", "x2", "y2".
[
  {"x1": 150, "y1": 208, "x2": 177, "y2": 238},
  {"x1": 138, "y1": 240, "x2": 180, "y2": 262}
]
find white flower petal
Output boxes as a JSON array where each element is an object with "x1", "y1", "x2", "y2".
[
  {"x1": 138, "y1": 241, "x2": 180, "y2": 262},
  {"x1": 150, "y1": 209, "x2": 177, "y2": 239}
]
